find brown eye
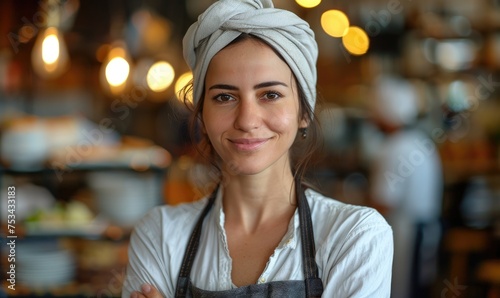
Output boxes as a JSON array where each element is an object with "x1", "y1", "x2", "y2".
[
  {"x1": 214, "y1": 93, "x2": 234, "y2": 102},
  {"x1": 263, "y1": 91, "x2": 282, "y2": 101}
]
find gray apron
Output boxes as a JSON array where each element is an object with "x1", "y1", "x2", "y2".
[{"x1": 175, "y1": 182, "x2": 324, "y2": 298}]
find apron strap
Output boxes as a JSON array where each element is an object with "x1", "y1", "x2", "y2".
[
  {"x1": 297, "y1": 180, "x2": 324, "y2": 297},
  {"x1": 175, "y1": 186, "x2": 218, "y2": 297}
]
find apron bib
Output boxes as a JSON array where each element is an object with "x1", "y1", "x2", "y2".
[{"x1": 175, "y1": 181, "x2": 324, "y2": 298}]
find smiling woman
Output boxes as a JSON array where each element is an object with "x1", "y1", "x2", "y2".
[{"x1": 122, "y1": 1, "x2": 393, "y2": 298}]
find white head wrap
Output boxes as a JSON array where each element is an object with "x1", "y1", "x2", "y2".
[{"x1": 183, "y1": 0, "x2": 318, "y2": 113}]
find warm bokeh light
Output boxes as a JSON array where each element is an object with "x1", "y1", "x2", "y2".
[
  {"x1": 42, "y1": 33, "x2": 60, "y2": 65},
  {"x1": 100, "y1": 44, "x2": 132, "y2": 94},
  {"x1": 147, "y1": 61, "x2": 175, "y2": 92},
  {"x1": 105, "y1": 57, "x2": 130, "y2": 87},
  {"x1": 175, "y1": 71, "x2": 193, "y2": 103},
  {"x1": 295, "y1": 0, "x2": 321, "y2": 8},
  {"x1": 342, "y1": 26, "x2": 370, "y2": 55},
  {"x1": 321, "y1": 10, "x2": 349, "y2": 38},
  {"x1": 31, "y1": 27, "x2": 69, "y2": 78}
]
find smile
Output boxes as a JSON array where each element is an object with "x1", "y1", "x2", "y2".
[{"x1": 229, "y1": 138, "x2": 270, "y2": 151}]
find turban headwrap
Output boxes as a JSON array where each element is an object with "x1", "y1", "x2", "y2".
[{"x1": 183, "y1": 0, "x2": 318, "y2": 114}]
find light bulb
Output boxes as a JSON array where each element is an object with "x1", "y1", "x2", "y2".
[
  {"x1": 342, "y1": 26, "x2": 370, "y2": 56},
  {"x1": 295, "y1": 0, "x2": 321, "y2": 8},
  {"x1": 321, "y1": 10, "x2": 349, "y2": 38},
  {"x1": 106, "y1": 57, "x2": 130, "y2": 87},
  {"x1": 147, "y1": 61, "x2": 175, "y2": 92},
  {"x1": 42, "y1": 34, "x2": 59, "y2": 64},
  {"x1": 100, "y1": 44, "x2": 131, "y2": 94},
  {"x1": 31, "y1": 27, "x2": 69, "y2": 78}
]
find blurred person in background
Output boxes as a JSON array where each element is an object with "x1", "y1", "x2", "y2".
[
  {"x1": 369, "y1": 75, "x2": 443, "y2": 298},
  {"x1": 123, "y1": 0, "x2": 393, "y2": 297}
]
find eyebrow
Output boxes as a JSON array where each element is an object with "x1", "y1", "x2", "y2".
[{"x1": 208, "y1": 81, "x2": 288, "y2": 91}]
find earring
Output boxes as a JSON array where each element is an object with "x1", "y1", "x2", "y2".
[{"x1": 301, "y1": 128, "x2": 307, "y2": 139}]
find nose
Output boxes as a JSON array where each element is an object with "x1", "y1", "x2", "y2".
[{"x1": 233, "y1": 98, "x2": 261, "y2": 132}]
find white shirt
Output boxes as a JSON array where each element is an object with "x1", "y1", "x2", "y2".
[{"x1": 122, "y1": 188, "x2": 393, "y2": 298}]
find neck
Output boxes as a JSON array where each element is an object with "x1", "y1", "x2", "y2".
[{"x1": 221, "y1": 168, "x2": 297, "y2": 233}]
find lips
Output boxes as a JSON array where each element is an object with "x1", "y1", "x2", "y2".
[{"x1": 229, "y1": 138, "x2": 270, "y2": 151}]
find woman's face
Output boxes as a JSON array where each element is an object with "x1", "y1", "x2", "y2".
[{"x1": 202, "y1": 38, "x2": 307, "y2": 176}]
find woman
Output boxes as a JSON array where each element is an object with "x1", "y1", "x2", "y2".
[{"x1": 123, "y1": 1, "x2": 393, "y2": 297}]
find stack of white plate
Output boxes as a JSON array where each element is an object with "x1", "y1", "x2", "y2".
[
  {"x1": 17, "y1": 243, "x2": 76, "y2": 288},
  {"x1": 87, "y1": 172, "x2": 161, "y2": 227}
]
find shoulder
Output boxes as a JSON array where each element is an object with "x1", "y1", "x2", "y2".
[
  {"x1": 306, "y1": 190, "x2": 394, "y2": 296},
  {"x1": 305, "y1": 188, "x2": 391, "y2": 241},
  {"x1": 306, "y1": 188, "x2": 388, "y2": 225},
  {"x1": 124, "y1": 199, "x2": 209, "y2": 298}
]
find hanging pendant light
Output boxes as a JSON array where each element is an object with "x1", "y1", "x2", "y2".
[
  {"x1": 99, "y1": 1, "x2": 133, "y2": 96},
  {"x1": 146, "y1": 60, "x2": 175, "y2": 93},
  {"x1": 100, "y1": 42, "x2": 132, "y2": 95},
  {"x1": 31, "y1": 0, "x2": 70, "y2": 79}
]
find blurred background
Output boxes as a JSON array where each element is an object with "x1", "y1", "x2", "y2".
[{"x1": 0, "y1": 0, "x2": 499, "y2": 297}]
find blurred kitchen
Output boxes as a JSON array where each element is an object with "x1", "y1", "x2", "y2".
[{"x1": 0, "y1": 0, "x2": 499, "y2": 297}]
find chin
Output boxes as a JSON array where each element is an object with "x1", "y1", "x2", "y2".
[{"x1": 223, "y1": 159, "x2": 267, "y2": 176}]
